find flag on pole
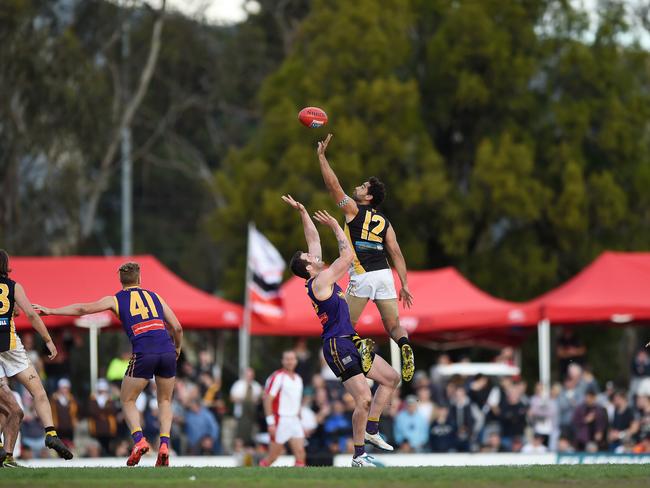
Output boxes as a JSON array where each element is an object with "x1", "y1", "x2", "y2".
[{"x1": 247, "y1": 226, "x2": 286, "y2": 324}]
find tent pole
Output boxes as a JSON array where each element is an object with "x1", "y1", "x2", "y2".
[
  {"x1": 90, "y1": 324, "x2": 99, "y2": 394},
  {"x1": 390, "y1": 339, "x2": 401, "y2": 381},
  {"x1": 239, "y1": 222, "x2": 254, "y2": 376},
  {"x1": 537, "y1": 318, "x2": 551, "y2": 398}
]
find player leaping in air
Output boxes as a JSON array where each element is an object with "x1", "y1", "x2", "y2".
[
  {"x1": 35, "y1": 261, "x2": 183, "y2": 467},
  {"x1": 283, "y1": 195, "x2": 400, "y2": 467},
  {"x1": 316, "y1": 134, "x2": 415, "y2": 382}
]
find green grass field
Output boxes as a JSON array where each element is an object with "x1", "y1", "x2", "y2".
[{"x1": 0, "y1": 466, "x2": 648, "y2": 488}]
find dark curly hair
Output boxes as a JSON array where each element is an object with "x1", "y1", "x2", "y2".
[
  {"x1": 0, "y1": 250, "x2": 10, "y2": 278},
  {"x1": 289, "y1": 251, "x2": 310, "y2": 279},
  {"x1": 367, "y1": 176, "x2": 385, "y2": 208}
]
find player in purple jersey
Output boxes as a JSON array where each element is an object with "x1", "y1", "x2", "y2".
[
  {"x1": 35, "y1": 262, "x2": 183, "y2": 467},
  {"x1": 282, "y1": 195, "x2": 400, "y2": 468}
]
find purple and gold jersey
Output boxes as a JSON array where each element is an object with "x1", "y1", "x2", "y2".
[
  {"x1": 114, "y1": 287, "x2": 175, "y2": 354},
  {"x1": 306, "y1": 278, "x2": 356, "y2": 339}
]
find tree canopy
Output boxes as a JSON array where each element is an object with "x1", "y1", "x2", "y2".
[{"x1": 2, "y1": 0, "x2": 649, "y2": 304}]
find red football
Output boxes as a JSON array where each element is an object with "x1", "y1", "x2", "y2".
[{"x1": 298, "y1": 106, "x2": 328, "y2": 128}]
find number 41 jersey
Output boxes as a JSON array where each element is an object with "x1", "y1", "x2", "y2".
[
  {"x1": 114, "y1": 287, "x2": 175, "y2": 354},
  {"x1": 344, "y1": 204, "x2": 391, "y2": 276}
]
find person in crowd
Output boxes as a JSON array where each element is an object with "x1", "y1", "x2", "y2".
[
  {"x1": 430, "y1": 354, "x2": 451, "y2": 404},
  {"x1": 572, "y1": 388, "x2": 608, "y2": 451},
  {"x1": 183, "y1": 398, "x2": 220, "y2": 455},
  {"x1": 450, "y1": 386, "x2": 480, "y2": 452},
  {"x1": 468, "y1": 374, "x2": 492, "y2": 414},
  {"x1": 557, "y1": 436, "x2": 575, "y2": 453},
  {"x1": 300, "y1": 388, "x2": 318, "y2": 440},
  {"x1": 394, "y1": 395, "x2": 429, "y2": 452},
  {"x1": 556, "y1": 328, "x2": 587, "y2": 379},
  {"x1": 499, "y1": 384, "x2": 528, "y2": 452},
  {"x1": 196, "y1": 350, "x2": 220, "y2": 379},
  {"x1": 50, "y1": 378, "x2": 78, "y2": 447},
  {"x1": 521, "y1": 433, "x2": 549, "y2": 454},
  {"x1": 480, "y1": 429, "x2": 504, "y2": 453},
  {"x1": 415, "y1": 384, "x2": 435, "y2": 424},
  {"x1": 293, "y1": 338, "x2": 313, "y2": 386},
  {"x1": 429, "y1": 404, "x2": 456, "y2": 452},
  {"x1": 230, "y1": 367, "x2": 262, "y2": 448},
  {"x1": 608, "y1": 389, "x2": 638, "y2": 451},
  {"x1": 324, "y1": 400, "x2": 352, "y2": 454},
  {"x1": 199, "y1": 371, "x2": 226, "y2": 422},
  {"x1": 634, "y1": 394, "x2": 650, "y2": 443},
  {"x1": 557, "y1": 363, "x2": 586, "y2": 440},
  {"x1": 308, "y1": 381, "x2": 332, "y2": 453},
  {"x1": 106, "y1": 350, "x2": 132, "y2": 384},
  {"x1": 528, "y1": 382, "x2": 558, "y2": 447},
  {"x1": 87, "y1": 378, "x2": 118, "y2": 455},
  {"x1": 630, "y1": 349, "x2": 650, "y2": 399},
  {"x1": 495, "y1": 347, "x2": 515, "y2": 366},
  {"x1": 632, "y1": 432, "x2": 650, "y2": 453},
  {"x1": 581, "y1": 365, "x2": 600, "y2": 393}
]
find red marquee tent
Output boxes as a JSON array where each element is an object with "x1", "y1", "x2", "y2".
[
  {"x1": 527, "y1": 251, "x2": 650, "y2": 395},
  {"x1": 532, "y1": 251, "x2": 650, "y2": 325},
  {"x1": 251, "y1": 268, "x2": 539, "y2": 343},
  {"x1": 9, "y1": 255, "x2": 242, "y2": 330}
]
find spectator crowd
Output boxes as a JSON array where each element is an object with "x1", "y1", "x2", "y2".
[{"x1": 8, "y1": 331, "x2": 650, "y2": 461}]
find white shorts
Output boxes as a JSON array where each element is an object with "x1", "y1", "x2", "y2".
[
  {"x1": 0, "y1": 338, "x2": 30, "y2": 378},
  {"x1": 275, "y1": 415, "x2": 305, "y2": 444},
  {"x1": 346, "y1": 268, "x2": 397, "y2": 300}
]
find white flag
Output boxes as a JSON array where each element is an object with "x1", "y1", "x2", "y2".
[{"x1": 247, "y1": 226, "x2": 285, "y2": 322}]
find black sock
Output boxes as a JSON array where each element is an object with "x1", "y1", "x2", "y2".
[
  {"x1": 45, "y1": 426, "x2": 57, "y2": 436},
  {"x1": 398, "y1": 337, "x2": 410, "y2": 349}
]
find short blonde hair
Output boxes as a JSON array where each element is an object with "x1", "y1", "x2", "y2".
[{"x1": 118, "y1": 262, "x2": 140, "y2": 286}]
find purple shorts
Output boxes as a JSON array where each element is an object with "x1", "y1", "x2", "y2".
[
  {"x1": 125, "y1": 351, "x2": 177, "y2": 379},
  {"x1": 322, "y1": 336, "x2": 363, "y2": 382}
]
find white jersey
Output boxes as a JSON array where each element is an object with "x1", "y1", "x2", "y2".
[{"x1": 264, "y1": 369, "x2": 303, "y2": 417}]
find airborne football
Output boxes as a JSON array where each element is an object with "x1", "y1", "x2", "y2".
[{"x1": 298, "y1": 106, "x2": 328, "y2": 128}]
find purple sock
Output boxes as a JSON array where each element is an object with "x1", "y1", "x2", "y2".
[
  {"x1": 366, "y1": 418, "x2": 379, "y2": 435},
  {"x1": 354, "y1": 444, "x2": 365, "y2": 458},
  {"x1": 132, "y1": 430, "x2": 143, "y2": 443},
  {"x1": 160, "y1": 435, "x2": 170, "y2": 447}
]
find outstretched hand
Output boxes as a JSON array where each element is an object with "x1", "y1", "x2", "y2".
[
  {"x1": 317, "y1": 133, "x2": 332, "y2": 157},
  {"x1": 313, "y1": 210, "x2": 338, "y2": 229},
  {"x1": 33, "y1": 304, "x2": 50, "y2": 315},
  {"x1": 281, "y1": 194, "x2": 305, "y2": 212}
]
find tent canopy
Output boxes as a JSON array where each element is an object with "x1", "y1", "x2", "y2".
[
  {"x1": 10, "y1": 255, "x2": 242, "y2": 330},
  {"x1": 532, "y1": 251, "x2": 650, "y2": 325},
  {"x1": 252, "y1": 267, "x2": 539, "y2": 340}
]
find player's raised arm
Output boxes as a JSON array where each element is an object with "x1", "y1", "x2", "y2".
[
  {"x1": 13, "y1": 283, "x2": 57, "y2": 359},
  {"x1": 312, "y1": 210, "x2": 354, "y2": 294},
  {"x1": 282, "y1": 194, "x2": 322, "y2": 259},
  {"x1": 384, "y1": 225, "x2": 413, "y2": 309},
  {"x1": 317, "y1": 134, "x2": 358, "y2": 218},
  {"x1": 34, "y1": 296, "x2": 116, "y2": 317},
  {"x1": 157, "y1": 294, "x2": 183, "y2": 357}
]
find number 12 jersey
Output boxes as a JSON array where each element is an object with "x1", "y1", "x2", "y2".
[{"x1": 344, "y1": 204, "x2": 391, "y2": 275}]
